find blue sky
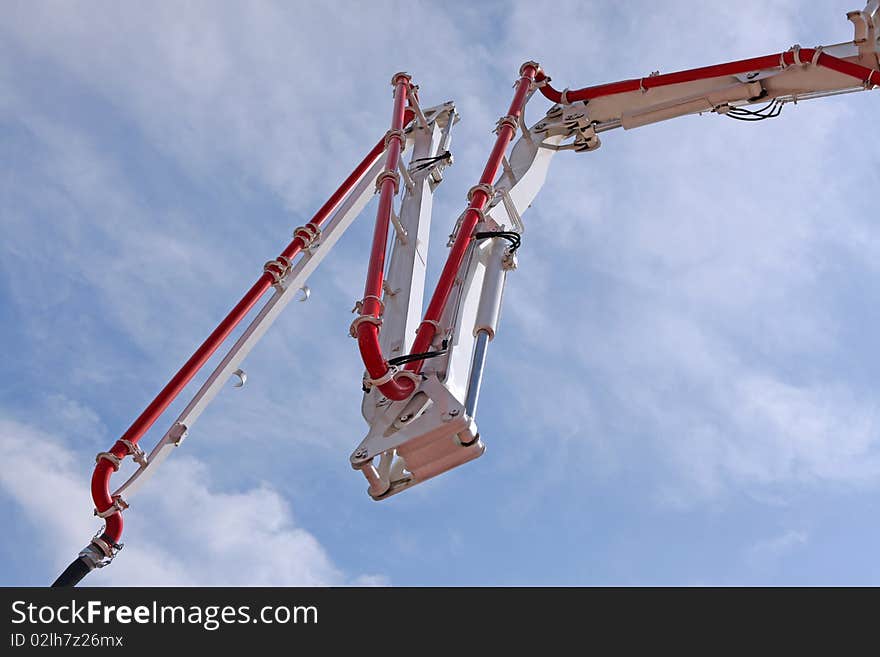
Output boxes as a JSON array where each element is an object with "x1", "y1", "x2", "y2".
[{"x1": 2, "y1": 0, "x2": 879, "y2": 586}]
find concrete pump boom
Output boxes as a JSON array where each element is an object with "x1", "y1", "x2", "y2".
[{"x1": 53, "y1": 1, "x2": 878, "y2": 586}]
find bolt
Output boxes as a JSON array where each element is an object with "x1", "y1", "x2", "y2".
[
  {"x1": 448, "y1": 409, "x2": 460, "y2": 417},
  {"x1": 399, "y1": 414, "x2": 412, "y2": 423},
  {"x1": 354, "y1": 448, "x2": 368, "y2": 459}
]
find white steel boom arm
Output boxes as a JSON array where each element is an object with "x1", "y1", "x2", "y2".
[{"x1": 53, "y1": 3, "x2": 878, "y2": 586}]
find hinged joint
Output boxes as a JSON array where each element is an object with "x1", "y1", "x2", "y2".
[
  {"x1": 87, "y1": 530, "x2": 123, "y2": 565},
  {"x1": 470, "y1": 206, "x2": 488, "y2": 226},
  {"x1": 362, "y1": 365, "x2": 421, "y2": 391},
  {"x1": 467, "y1": 183, "x2": 495, "y2": 203},
  {"x1": 293, "y1": 224, "x2": 321, "y2": 249},
  {"x1": 352, "y1": 294, "x2": 385, "y2": 316},
  {"x1": 263, "y1": 256, "x2": 292, "y2": 285},
  {"x1": 384, "y1": 128, "x2": 406, "y2": 149},
  {"x1": 391, "y1": 71, "x2": 412, "y2": 87},
  {"x1": 494, "y1": 114, "x2": 519, "y2": 135},
  {"x1": 519, "y1": 60, "x2": 541, "y2": 77},
  {"x1": 375, "y1": 170, "x2": 401, "y2": 194},
  {"x1": 119, "y1": 439, "x2": 147, "y2": 467},
  {"x1": 95, "y1": 451, "x2": 121, "y2": 472},
  {"x1": 364, "y1": 364, "x2": 399, "y2": 389},
  {"x1": 781, "y1": 44, "x2": 804, "y2": 68},
  {"x1": 350, "y1": 314, "x2": 382, "y2": 338},
  {"x1": 351, "y1": 291, "x2": 385, "y2": 336},
  {"x1": 94, "y1": 495, "x2": 128, "y2": 519},
  {"x1": 417, "y1": 318, "x2": 447, "y2": 350},
  {"x1": 418, "y1": 318, "x2": 443, "y2": 335}
]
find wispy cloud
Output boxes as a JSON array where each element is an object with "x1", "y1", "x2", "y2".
[{"x1": 746, "y1": 529, "x2": 808, "y2": 566}]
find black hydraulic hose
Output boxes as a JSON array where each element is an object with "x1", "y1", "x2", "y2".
[{"x1": 51, "y1": 557, "x2": 94, "y2": 587}]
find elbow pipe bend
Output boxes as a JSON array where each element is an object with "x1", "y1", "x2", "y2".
[{"x1": 357, "y1": 323, "x2": 418, "y2": 401}]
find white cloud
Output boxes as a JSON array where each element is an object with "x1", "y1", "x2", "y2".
[{"x1": 0, "y1": 417, "x2": 382, "y2": 586}]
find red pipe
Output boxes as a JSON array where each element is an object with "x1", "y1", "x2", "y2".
[
  {"x1": 91, "y1": 137, "x2": 387, "y2": 545},
  {"x1": 535, "y1": 49, "x2": 879, "y2": 104},
  {"x1": 405, "y1": 62, "x2": 540, "y2": 369},
  {"x1": 356, "y1": 73, "x2": 418, "y2": 401},
  {"x1": 813, "y1": 51, "x2": 880, "y2": 88}
]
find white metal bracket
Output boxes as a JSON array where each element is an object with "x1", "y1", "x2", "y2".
[{"x1": 351, "y1": 375, "x2": 483, "y2": 500}]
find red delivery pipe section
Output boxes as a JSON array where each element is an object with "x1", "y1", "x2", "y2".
[
  {"x1": 402, "y1": 62, "x2": 541, "y2": 377},
  {"x1": 355, "y1": 73, "x2": 420, "y2": 401},
  {"x1": 90, "y1": 138, "x2": 387, "y2": 548},
  {"x1": 534, "y1": 47, "x2": 880, "y2": 104}
]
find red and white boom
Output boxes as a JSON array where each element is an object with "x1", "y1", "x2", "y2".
[{"x1": 53, "y1": 2, "x2": 879, "y2": 586}]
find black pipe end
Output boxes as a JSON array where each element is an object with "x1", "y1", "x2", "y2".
[{"x1": 51, "y1": 556, "x2": 93, "y2": 588}]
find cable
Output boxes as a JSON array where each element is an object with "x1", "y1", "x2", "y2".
[
  {"x1": 473, "y1": 230, "x2": 522, "y2": 252},
  {"x1": 724, "y1": 98, "x2": 784, "y2": 121},
  {"x1": 387, "y1": 340, "x2": 449, "y2": 367},
  {"x1": 410, "y1": 151, "x2": 452, "y2": 172}
]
